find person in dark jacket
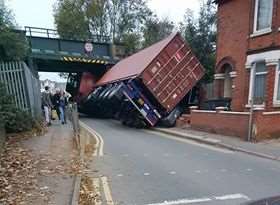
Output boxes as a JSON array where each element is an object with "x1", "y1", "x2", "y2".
[
  {"x1": 59, "y1": 91, "x2": 68, "y2": 124},
  {"x1": 42, "y1": 86, "x2": 53, "y2": 126},
  {"x1": 52, "y1": 89, "x2": 61, "y2": 120}
]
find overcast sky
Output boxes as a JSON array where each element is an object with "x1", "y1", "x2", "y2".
[{"x1": 6, "y1": 0, "x2": 201, "y2": 82}]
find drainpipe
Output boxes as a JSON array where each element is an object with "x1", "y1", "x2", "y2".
[{"x1": 247, "y1": 64, "x2": 256, "y2": 142}]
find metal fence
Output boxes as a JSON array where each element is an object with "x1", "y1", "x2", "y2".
[
  {"x1": 67, "y1": 103, "x2": 80, "y2": 150},
  {"x1": 0, "y1": 119, "x2": 6, "y2": 153},
  {"x1": 0, "y1": 61, "x2": 42, "y2": 118}
]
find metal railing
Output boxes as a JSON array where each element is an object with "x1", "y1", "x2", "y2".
[
  {"x1": 0, "y1": 61, "x2": 41, "y2": 118},
  {"x1": 25, "y1": 26, "x2": 111, "y2": 43},
  {"x1": 68, "y1": 103, "x2": 80, "y2": 135}
]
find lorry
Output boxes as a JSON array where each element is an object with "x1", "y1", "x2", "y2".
[{"x1": 68, "y1": 32, "x2": 205, "y2": 127}]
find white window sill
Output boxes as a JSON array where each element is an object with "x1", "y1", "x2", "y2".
[
  {"x1": 250, "y1": 28, "x2": 272, "y2": 38},
  {"x1": 273, "y1": 103, "x2": 280, "y2": 108},
  {"x1": 245, "y1": 104, "x2": 265, "y2": 110}
]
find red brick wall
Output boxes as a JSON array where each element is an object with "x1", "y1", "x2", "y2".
[
  {"x1": 248, "y1": 0, "x2": 280, "y2": 52},
  {"x1": 190, "y1": 110, "x2": 280, "y2": 141},
  {"x1": 216, "y1": 0, "x2": 280, "y2": 111},
  {"x1": 216, "y1": 0, "x2": 251, "y2": 111},
  {"x1": 254, "y1": 111, "x2": 280, "y2": 140},
  {"x1": 190, "y1": 110, "x2": 249, "y2": 139},
  {"x1": 266, "y1": 65, "x2": 276, "y2": 111}
]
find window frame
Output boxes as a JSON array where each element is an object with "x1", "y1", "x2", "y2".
[
  {"x1": 273, "y1": 62, "x2": 280, "y2": 106},
  {"x1": 252, "y1": 0, "x2": 274, "y2": 35},
  {"x1": 248, "y1": 61, "x2": 267, "y2": 106}
]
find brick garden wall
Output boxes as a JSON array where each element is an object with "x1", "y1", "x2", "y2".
[
  {"x1": 255, "y1": 111, "x2": 280, "y2": 140},
  {"x1": 190, "y1": 109, "x2": 280, "y2": 141},
  {"x1": 190, "y1": 110, "x2": 249, "y2": 139}
]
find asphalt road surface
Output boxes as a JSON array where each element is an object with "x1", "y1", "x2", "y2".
[{"x1": 81, "y1": 118, "x2": 280, "y2": 205}]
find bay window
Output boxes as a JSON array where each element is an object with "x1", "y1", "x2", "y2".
[
  {"x1": 253, "y1": 0, "x2": 273, "y2": 33},
  {"x1": 249, "y1": 61, "x2": 267, "y2": 105}
]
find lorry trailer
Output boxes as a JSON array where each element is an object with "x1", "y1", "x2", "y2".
[{"x1": 76, "y1": 32, "x2": 205, "y2": 127}]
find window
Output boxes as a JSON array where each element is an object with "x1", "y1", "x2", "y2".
[
  {"x1": 254, "y1": 0, "x2": 273, "y2": 33},
  {"x1": 252, "y1": 62, "x2": 267, "y2": 105}
]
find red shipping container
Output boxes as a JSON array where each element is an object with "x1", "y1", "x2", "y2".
[{"x1": 96, "y1": 33, "x2": 204, "y2": 112}]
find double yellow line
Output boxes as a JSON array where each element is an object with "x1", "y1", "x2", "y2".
[
  {"x1": 79, "y1": 121, "x2": 114, "y2": 205},
  {"x1": 79, "y1": 121, "x2": 104, "y2": 157}
]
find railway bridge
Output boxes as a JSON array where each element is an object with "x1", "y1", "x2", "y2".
[{"x1": 25, "y1": 26, "x2": 124, "y2": 74}]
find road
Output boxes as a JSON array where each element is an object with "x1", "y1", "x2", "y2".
[{"x1": 81, "y1": 117, "x2": 280, "y2": 205}]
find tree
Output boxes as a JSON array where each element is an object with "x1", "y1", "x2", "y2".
[
  {"x1": 122, "y1": 33, "x2": 141, "y2": 55},
  {"x1": 54, "y1": 0, "x2": 152, "y2": 52},
  {"x1": 54, "y1": 0, "x2": 90, "y2": 40},
  {"x1": 180, "y1": 0, "x2": 217, "y2": 82},
  {"x1": 143, "y1": 16, "x2": 174, "y2": 48},
  {"x1": 85, "y1": 0, "x2": 110, "y2": 38},
  {"x1": 0, "y1": 6, "x2": 27, "y2": 61}
]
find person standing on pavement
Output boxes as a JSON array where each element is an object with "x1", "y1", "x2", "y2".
[
  {"x1": 52, "y1": 89, "x2": 61, "y2": 120},
  {"x1": 59, "y1": 91, "x2": 67, "y2": 124},
  {"x1": 42, "y1": 86, "x2": 53, "y2": 126}
]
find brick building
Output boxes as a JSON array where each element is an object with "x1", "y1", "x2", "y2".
[{"x1": 189, "y1": 0, "x2": 280, "y2": 140}]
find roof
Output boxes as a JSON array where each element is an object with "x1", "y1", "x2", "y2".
[{"x1": 96, "y1": 33, "x2": 178, "y2": 86}]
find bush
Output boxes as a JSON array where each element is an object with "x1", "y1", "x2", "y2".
[{"x1": 0, "y1": 82, "x2": 34, "y2": 133}]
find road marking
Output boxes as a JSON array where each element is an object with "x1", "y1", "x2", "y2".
[
  {"x1": 144, "y1": 173, "x2": 150, "y2": 176},
  {"x1": 215, "y1": 193, "x2": 250, "y2": 200},
  {"x1": 80, "y1": 121, "x2": 102, "y2": 156},
  {"x1": 143, "y1": 193, "x2": 250, "y2": 205},
  {"x1": 145, "y1": 130, "x2": 234, "y2": 154},
  {"x1": 98, "y1": 132, "x2": 104, "y2": 156},
  {"x1": 195, "y1": 170, "x2": 201, "y2": 174},
  {"x1": 117, "y1": 174, "x2": 123, "y2": 177},
  {"x1": 220, "y1": 169, "x2": 227, "y2": 172},
  {"x1": 169, "y1": 171, "x2": 176, "y2": 175},
  {"x1": 92, "y1": 134, "x2": 100, "y2": 157},
  {"x1": 92, "y1": 178, "x2": 102, "y2": 205},
  {"x1": 246, "y1": 168, "x2": 252, "y2": 172},
  {"x1": 101, "y1": 176, "x2": 114, "y2": 205}
]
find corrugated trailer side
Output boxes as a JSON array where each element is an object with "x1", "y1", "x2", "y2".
[{"x1": 141, "y1": 33, "x2": 204, "y2": 111}]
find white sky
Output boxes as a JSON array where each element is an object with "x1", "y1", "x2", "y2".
[{"x1": 6, "y1": 0, "x2": 201, "y2": 82}]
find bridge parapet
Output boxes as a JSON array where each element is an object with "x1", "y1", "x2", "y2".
[{"x1": 25, "y1": 26, "x2": 115, "y2": 60}]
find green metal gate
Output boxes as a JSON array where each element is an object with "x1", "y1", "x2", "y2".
[{"x1": 0, "y1": 61, "x2": 41, "y2": 118}]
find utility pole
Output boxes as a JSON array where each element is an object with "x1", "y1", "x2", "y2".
[{"x1": 248, "y1": 64, "x2": 256, "y2": 142}]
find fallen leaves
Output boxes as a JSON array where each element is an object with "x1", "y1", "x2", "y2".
[
  {"x1": 79, "y1": 176, "x2": 100, "y2": 205},
  {"x1": 0, "y1": 131, "x2": 83, "y2": 205},
  {"x1": 0, "y1": 139, "x2": 47, "y2": 205}
]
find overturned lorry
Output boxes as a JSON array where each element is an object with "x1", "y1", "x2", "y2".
[{"x1": 77, "y1": 33, "x2": 205, "y2": 127}]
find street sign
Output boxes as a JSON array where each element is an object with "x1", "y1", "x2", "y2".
[{"x1": 84, "y1": 42, "x2": 93, "y2": 53}]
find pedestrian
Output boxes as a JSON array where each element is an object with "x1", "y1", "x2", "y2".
[
  {"x1": 59, "y1": 91, "x2": 67, "y2": 124},
  {"x1": 42, "y1": 86, "x2": 53, "y2": 126},
  {"x1": 52, "y1": 89, "x2": 61, "y2": 120}
]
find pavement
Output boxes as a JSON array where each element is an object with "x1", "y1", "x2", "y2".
[
  {"x1": 153, "y1": 127, "x2": 280, "y2": 161},
  {"x1": 21, "y1": 120, "x2": 78, "y2": 205},
  {"x1": 81, "y1": 117, "x2": 280, "y2": 205}
]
